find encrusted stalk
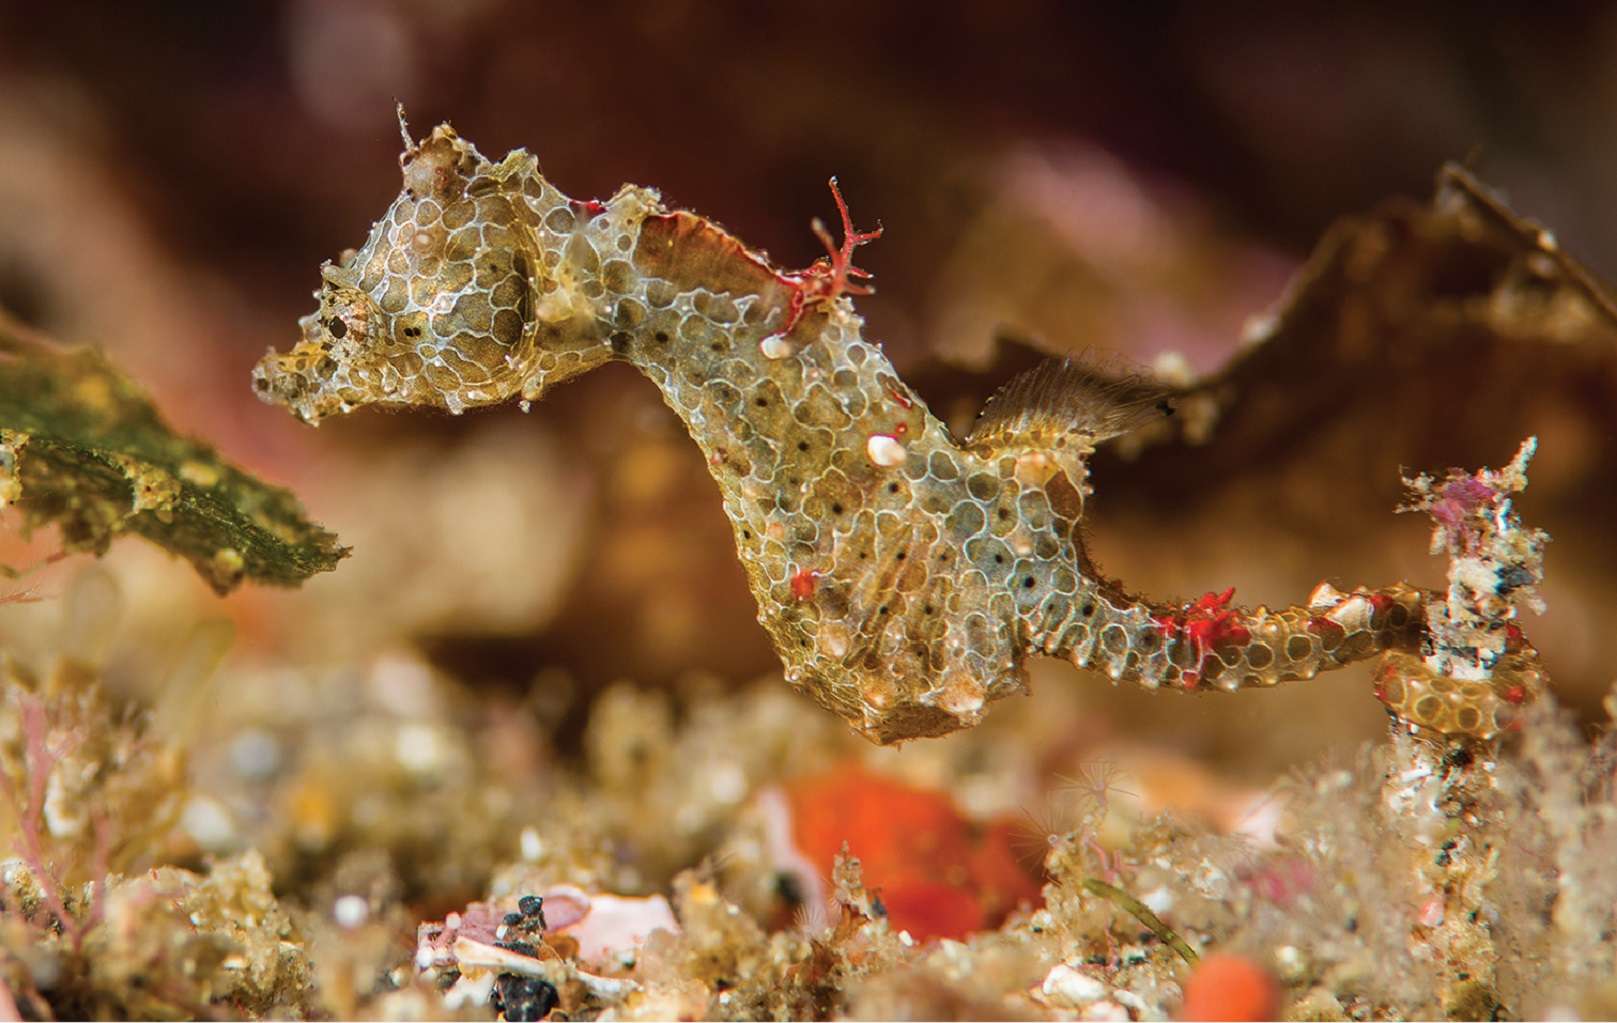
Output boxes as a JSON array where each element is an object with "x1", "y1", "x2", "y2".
[{"x1": 1371, "y1": 438, "x2": 1551, "y2": 1018}]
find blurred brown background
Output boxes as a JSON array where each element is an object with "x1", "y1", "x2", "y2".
[{"x1": 2, "y1": 2, "x2": 1615, "y2": 775}]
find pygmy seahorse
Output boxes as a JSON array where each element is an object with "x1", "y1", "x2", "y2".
[{"x1": 254, "y1": 119, "x2": 1513, "y2": 745}]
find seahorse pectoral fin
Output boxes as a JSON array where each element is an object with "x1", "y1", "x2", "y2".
[{"x1": 964, "y1": 354, "x2": 1175, "y2": 456}]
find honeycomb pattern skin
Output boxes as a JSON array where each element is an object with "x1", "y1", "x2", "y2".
[
  {"x1": 255, "y1": 124, "x2": 1434, "y2": 744},
  {"x1": 1375, "y1": 646, "x2": 1545, "y2": 742}
]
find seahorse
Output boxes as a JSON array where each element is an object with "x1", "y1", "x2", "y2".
[{"x1": 253, "y1": 119, "x2": 1524, "y2": 745}]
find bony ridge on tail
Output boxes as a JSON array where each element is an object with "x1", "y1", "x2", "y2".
[{"x1": 255, "y1": 116, "x2": 1524, "y2": 745}]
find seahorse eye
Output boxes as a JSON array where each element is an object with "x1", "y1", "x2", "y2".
[{"x1": 257, "y1": 121, "x2": 616, "y2": 420}]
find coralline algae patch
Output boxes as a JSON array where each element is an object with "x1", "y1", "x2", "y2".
[{"x1": 783, "y1": 763, "x2": 1043, "y2": 941}]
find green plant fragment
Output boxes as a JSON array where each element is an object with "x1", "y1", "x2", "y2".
[
  {"x1": 1082, "y1": 877, "x2": 1201, "y2": 966},
  {"x1": 0, "y1": 313, "x2": 345, "y2": 593}
]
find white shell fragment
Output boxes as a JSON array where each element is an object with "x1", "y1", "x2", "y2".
[{"x1": 1039, "y1": 962, "x2": 1109, "y2": 1007}]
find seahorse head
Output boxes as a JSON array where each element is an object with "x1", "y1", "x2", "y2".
[{"x1": 253, "y1": 120, "x2": 608, "y2": 423}]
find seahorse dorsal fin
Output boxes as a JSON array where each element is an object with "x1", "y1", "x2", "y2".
[{"x1": 964, "y1": 353, "x2": 1174, "y2": 454}]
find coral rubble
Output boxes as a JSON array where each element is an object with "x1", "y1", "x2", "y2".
[{"x1": 0, "y1": 437, "x2": 1608, "y2": 1018}]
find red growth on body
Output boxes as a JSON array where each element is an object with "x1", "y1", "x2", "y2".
[
  {"x1": 1155, "y1": 587, "x2": 1251, "y2": 686},
  {"x1": 1307, "y1": 615, "x2": 1345, "y2": 642},
  {"x1": 772, "y1": 177, "x2": 883, "y2": 339},
  {"x1": 1367, "y1": 591, "x2": 1396, "y2": 619},
  {"x1": 790, "y1": 568, "x2": 820, "y2": 601}
]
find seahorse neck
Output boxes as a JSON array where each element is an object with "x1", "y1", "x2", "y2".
[{"x1": 604, "y1": 205, "x2": 937, "y2": 507}]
